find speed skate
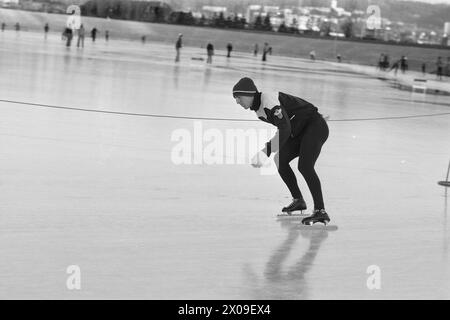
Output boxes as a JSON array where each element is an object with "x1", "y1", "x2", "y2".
[{"x1": 276, "y1": 212, "x2": 309, "y2": 219}]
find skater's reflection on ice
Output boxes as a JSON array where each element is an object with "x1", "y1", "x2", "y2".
[
  {"x1": 243, "y1": 219, "x2": 329, "y2": 299},
  {"x1": 202, "y1": 67, "x2": 212, "y2": 90},
  {"x1": 173, "y1": 64, "x2": 180, "y2": 89}
]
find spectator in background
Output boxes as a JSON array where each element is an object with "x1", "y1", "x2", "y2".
[
  {"x1": 421, "y1": 62, "x2": 426, "y2": 76},
  {"x1": 253, "y1": 43, "x2": 258, "y2": 56},
  {"x1": 175, "y1": 33, "x2": 182, "y2": 62},
  {"x1": 141, "y1": 35, "x2": 146, "y2": 44},
  {"x1": 44, "y1": 23, "x2": 49, "y2": 39},
  {"x1": 91, "y1": 27, "x2": 97, "y2": 42},
  {"x1": 15, "y1": 22, "x2": 20, "y2": 32},
  {"x1": 262, "y1": 43, "x2": 269, "y2": 62},
  {"x1": 227, "y1": 43, "x2": 233, "y2": 58},
  {"x1": 65, "y1": 10, "x2": 78, "y2": 47},
  {"x1": 309, "y1": 50, "x2": 316, "y2": 61},
  {"x1": 105, "y1": 30, "x2": 109, "y2": 42},
  {"x1": 206, "y1": 43, "x2": 214, "y2": 64},
  {"x1": 337, "y1": 54, "x2": 342, "y2": 63},
  {"x1": 377, "y1": 53, "x2": 385, "y2": 70},
  {"x1": 1, "y1": 23, "x2": 5, "y2": 32},
  {"x1": 382, "y1": 54, "x2": 390, "y2": 70},
  {"x1": 77, "y1": 24, "x2": 85, "y2": 48},
  {"x1": 400, "y1": 56, "x2": 408, "y2": 74},
  {"x1": 65, "y1": 29, "x2": 73, "y2": 47},
  {"x1": 436, "y1": 57, "x2": 443, "y2": 80},
  {"x1": 390, "y1": 59, "x2": 400, "y2": 76}
]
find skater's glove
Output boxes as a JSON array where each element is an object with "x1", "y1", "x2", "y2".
[{"x1": 251, "y1": 150, "x2": 269, "y2": 168}]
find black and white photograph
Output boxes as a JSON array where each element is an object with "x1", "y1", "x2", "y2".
[{"x1": 0, "y1": 0, "x2": 449, "y2": 303}]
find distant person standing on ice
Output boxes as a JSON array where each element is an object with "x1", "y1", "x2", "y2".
[
  {"x1": 1, "y1": 22, "x2": 6, "y2": 32},
  {"x1": 175, "y1": 33, "x2": 182, "y2": 62},
  {"x1": 262, "y1": 43, "x2": 269, "y2": 62},
  {"x1": 77, "y1": 24, "x2": 85, "y2": 48},
  {"x1": 421, "y1": 62, "x2": 426, "y2": 76},
  {"x1": 65, "y1": 11, "x2": 77, "y2": 47},
  {"x1": 253, "y1": 43, "x2": 259, "y2": 56},
  {"x1": 226, "y1": 43, "x2": 233, "y2": 58},
  {"x1": 377, "y1": 53, "x2": 384, "y2": 70},
  {"x1": 390, "y1": 60, "x2": 400, "y2": 76},
  {"x1": 309, "y1": 50, "x2": 316, "y2": 61},
  {"x1": 232, "y1": 77, "x2": 331, "y2": 226},
  {"x1": 436, "y1": 56, "x2": 443, "y2": 80},
  {"x1": 91, "y1": 27, "x2": 97, "y2": 42},
  {"x1": 400, "y1": 56, "x2": 408, "y2": 74},
  {"x1": 383, "y1": 54, "x2": 390, "y2": 70},
  {"x1": 44, "y1": 23, "x2": 49, "y2": 39},
  {"x1": 206, "y1": 43, "x2": 214, "y2": 64},
  {"x1": 105, "y1": 30, "x2": 109, "y2": 42}
]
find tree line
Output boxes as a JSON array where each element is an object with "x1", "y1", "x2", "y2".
[
  {"x1": 80, "y1": 0, "x2": 274, "y2": 30},
  {"x1": 81, "y1": 0, "x2": 170, "y2": 22}
]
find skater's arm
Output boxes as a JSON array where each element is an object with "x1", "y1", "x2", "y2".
[{"x1": 262, "y1": 106, "x2": 291, "y2": 156}]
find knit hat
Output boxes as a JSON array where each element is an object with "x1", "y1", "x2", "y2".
[{"x1": 232, "y1": 77, "x2": 258, "y2": 98}]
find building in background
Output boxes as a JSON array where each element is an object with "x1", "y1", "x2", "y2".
[
  {"x1": 0, "y1": 0, "x2": 19, "y2": 8},
  {"x1": 444, "y1": 22, "x2": 450, "y2": 46},
  {"x1": 201, "y1": 6, "x2": 227, "y2": 19},
  {"x1": 246, "y1": 4, "x2": 261, "y2": 25}
]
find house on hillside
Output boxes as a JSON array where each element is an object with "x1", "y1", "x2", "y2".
[
  {"x1": 200, "y1": 6, "x2": 226, "y2": 19},
  {"x1": 0, "y1": 0, "x2": 19, "y2": 8},
  {"x1": 81, "y1": 0, "x2": 172, "y2": 22}
]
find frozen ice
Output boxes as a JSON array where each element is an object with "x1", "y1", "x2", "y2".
[{"x1": 0, "y1": 32, "x2": 449, "y2": 299}]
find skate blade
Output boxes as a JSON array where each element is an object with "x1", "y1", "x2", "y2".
[
  {"x1": 297, "y1": 224, "x2": 338, "y2": 231},
  {"x1": 277, "y1": 213, "x2": 310, "y2": 219}
]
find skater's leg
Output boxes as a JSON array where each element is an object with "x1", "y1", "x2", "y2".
[
  {"x1": 297, "y1": 117, "x2": 329, "y2": 210},
  {"x1": 275, "y1": 138, "x2": 302, "y2": 199}
]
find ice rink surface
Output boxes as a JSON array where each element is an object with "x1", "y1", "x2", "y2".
[{"x1": 1, "y1": 32, "x2": 449, "y2": 299}]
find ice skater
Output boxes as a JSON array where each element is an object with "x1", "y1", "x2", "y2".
[
  {"x1": 226, "y1": 43, "x2": 233, "y2": 58},
  {"x1": 262, "y1": 43, "x2": 269, "y2": 62},
  {"x1": 390, "y1": 60, "x2": 400, "y2": 76},
  {"x1": 436, "y1": 57, "x2": 443, "y2": 80},
  {"x1": 254, "y1": 43, "x2": 259, "y2": 56},
  {"x1": 175, "y1": 33, "x2": 182, "y2": 62},
  {"x1": 91, "y1": 27, "x2": 97, "y2": 42},
  {"x1": 44, "y1": 23, "x2": 49, "y2": 39},
  {"x1": 77, "y1": 24, "x2": 85, "y2": 48},
  {"x1": 232, "y1": 77, "x2": 330, "y2": 226},
  {"x1": 65, "y1": 10, "x2": 78, "y2": 47},
  {"x1": 206, "y1": 43, "x2": 214, "y2": 64}
]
